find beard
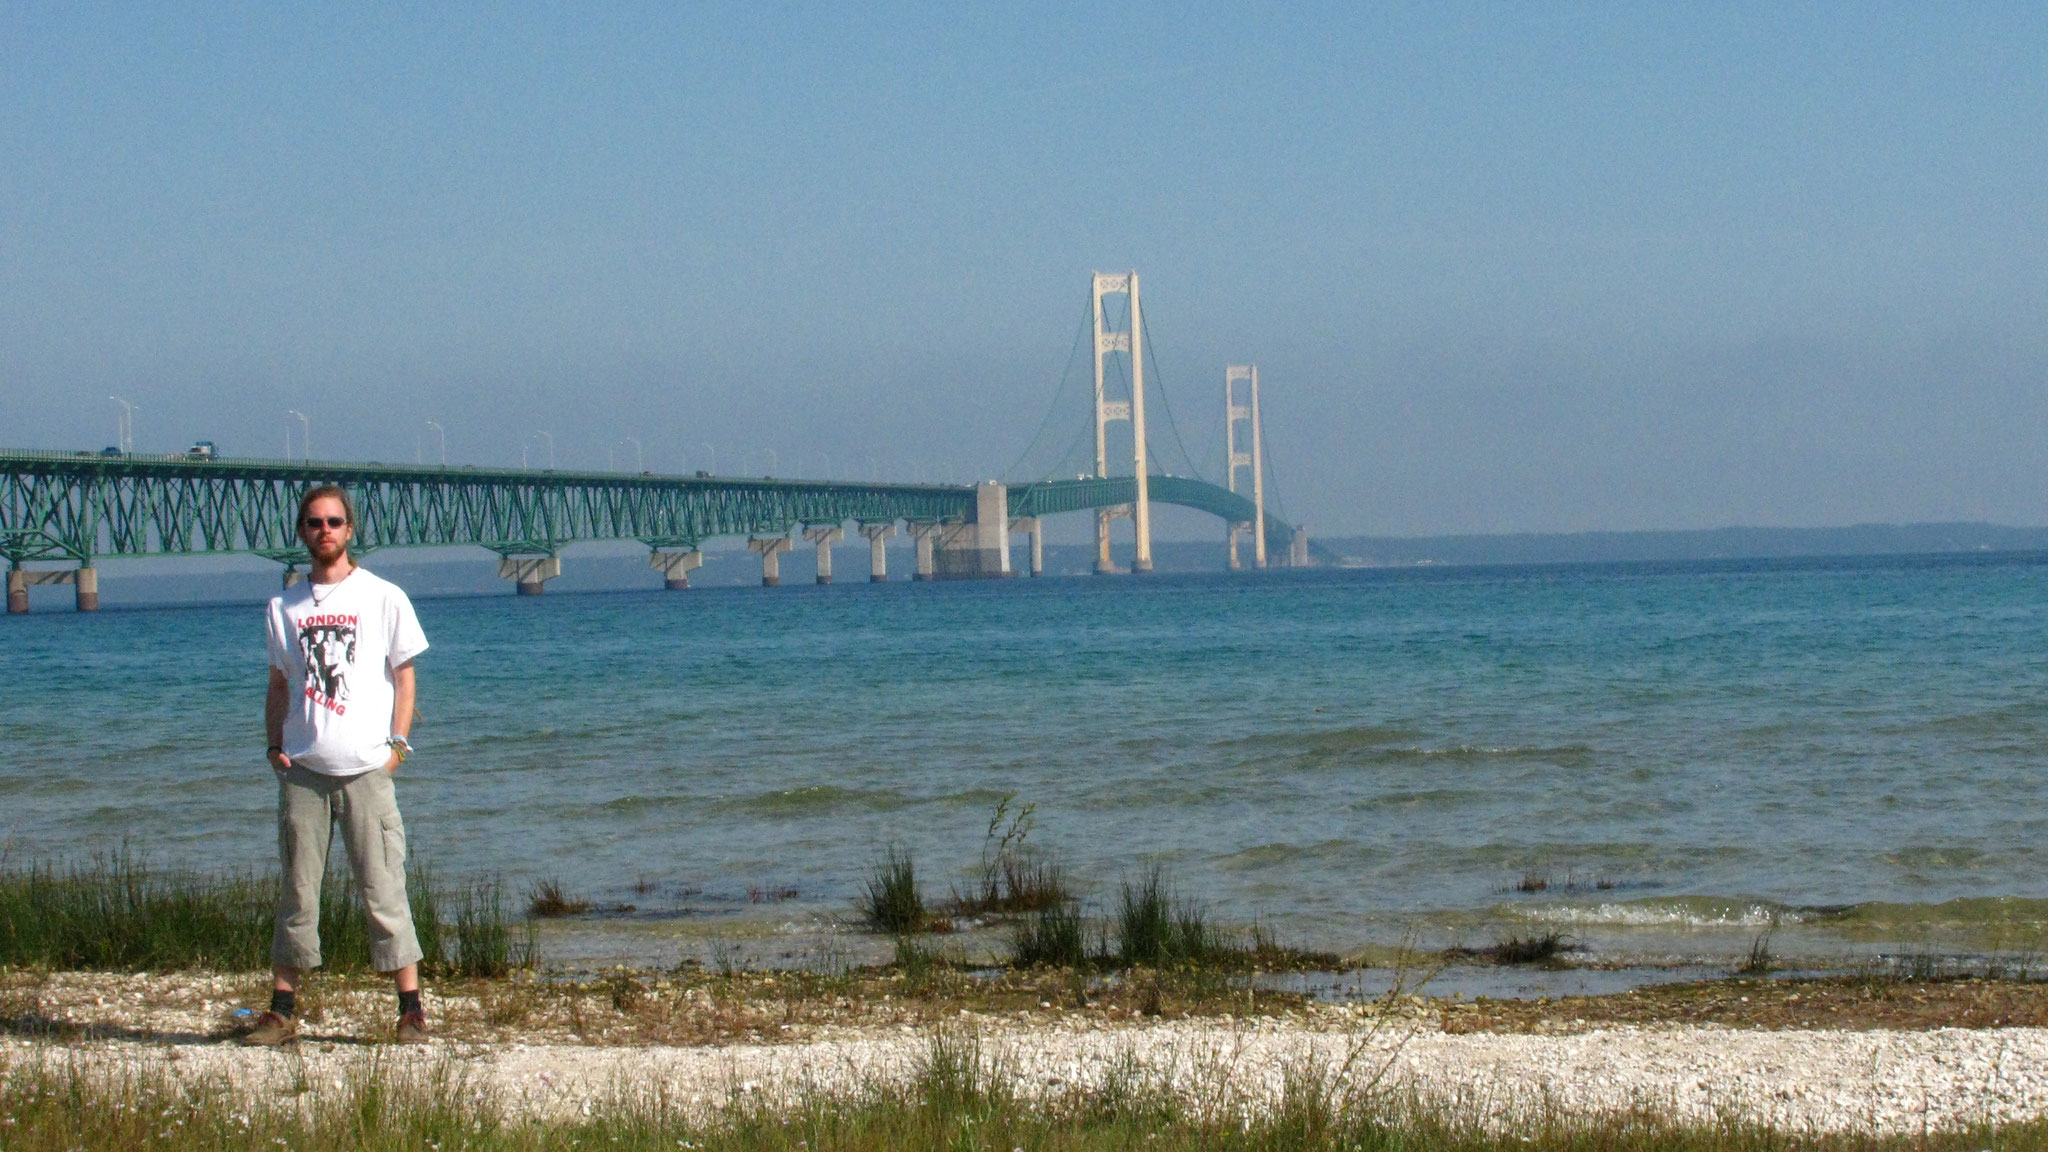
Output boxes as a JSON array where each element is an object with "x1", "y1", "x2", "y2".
[{"x1": 306, "y1": 536, "x2": 350, "y2": 565}]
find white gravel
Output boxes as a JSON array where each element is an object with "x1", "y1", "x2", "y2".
[{"x1": 9, "y1": 1018, "x2": 2047, "y2": 1134}]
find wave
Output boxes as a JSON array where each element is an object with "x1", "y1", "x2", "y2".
[
  {"x1": 1882, "y1": 845, "x2": 1992, "y2": 871},
  {"x1": 1510, "y1": 897, "x2": 1809, "y2": 928},
  {"x1": 930, "y1": 788, "x2": 1029, "y2": 809},
  {"x1": 1214, "y1": 839, "x2": 1373, "y2": 870},
  {"x1": 1817, "y1": 896, "x2": 2048, "y2": 932},
  {"x1": 599, "y1": 795, "x2": 692, "y2": 815},
  {"x1": 1216, "y1": 725, "x2": 1424, "y2": 754},
  {"x1": 1219, "y1": 725, "x2": 1595, "y2": 766},
  {"x1": 719, "y1": 785, "x2": 912, "y2": 817},
  {"x1": 1509, "y1": 894, "x2": 2048, "y2": 933},
  {"x1": 1875, "y1": 701, "x2": 2048, "y2": 737},
  {"x1": 1348, "y1": 788, "x2": 1493, "y2": 811},
  {"x1": 1370, "y1": 744, "x2": 1594, "y2": 765}
]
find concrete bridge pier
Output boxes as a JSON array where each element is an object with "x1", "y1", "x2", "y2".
[
  {"x1": 932, "y1": 483, "x2": 1013, "y2": 579},
  {"x1": 1009, "y1": 517, "x2": 1043, "y2": 577},
  {"x1": 1289, "y1": 526, "x2": 1311, "y2": 568},
  {"x1": 498, "y1": 554, "x2": 561, "y2": 596},
  {"x1": 648, "y1": 548, "x2": 704, "y2": 590},
  {"x1": 6, "y1": 564, "x2": 98, "y2": 612},
  {"x1": 748, "y1": 535, "x2": 792, "y2": 586},
  {"x1": 858, "y1": 522, "x2": 896, "y2": 581},
  {"x1": 1227, "y1": 522, "x2": 1250, "y2": 571},
  {"x1": 803, "y1": 525, "x2": 844, "y2": 584},
  {"x1": 907, "y1": 522, "x2": 941, "y2": 581},
  {"x1": 1095, "y1": 505, "x2": 1131, "y2": 575}
]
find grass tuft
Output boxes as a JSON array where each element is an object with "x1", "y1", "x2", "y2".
[
  {"x1": 1011, "y1": 900, "x2": 1087, "y2": 968},
  {"x1": 893, "y1": 934, "x2": 945, "y2": 991},
  {"x1": 1485, "y1": 932, "x2": 1572, "y2": 966},
  {"x1": 0, "y1": 852, "x2": 525, "y2": 976},
  {"x1": 1115, "y1": 863, "x2": 1173, "y2": 966},
  {"x1": 0, "y1": 850, "x2": 271, "y2": 970},
  {"x1": 1739, "y1": 917, "x2": 1778, "y2": 976},
  {"x1": 1115, "y1": 863, "x2": 1222, "y2": 967},
  {"x1": 525, "y1": 877, "x2": 590, "y2": 918},
  {"x1": 860, "y1": 846, "x2": 926, "y2": 934},
  {"x1": 992, "y1": 849, "x2": 1073, "y2": 913},
  {"x1": 951, "y1": 795, "x2": 1076, "y2": 916},
  {"x1": 454, "y1": 876, "x2": 534, "y2": 978}
]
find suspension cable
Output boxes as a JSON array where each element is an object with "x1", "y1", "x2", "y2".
[
  {"x1": 1003, "y1": 290, "x2": 1095, "y2": 482},
  {"x1": 1259, "y1": 407, "x2": 1292, "y2": 524},
  {"x1": 1138, "y1": 309, "x2": 1207, "y2": 483}
]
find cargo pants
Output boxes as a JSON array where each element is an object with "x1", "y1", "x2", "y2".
[{"x1": 271, "y1": 762, "x2": 424, "y2": 973}]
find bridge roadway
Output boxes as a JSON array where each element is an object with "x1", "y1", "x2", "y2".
[{"x1": 1, "y1": 449, "x2": 1312, "y2": 611}]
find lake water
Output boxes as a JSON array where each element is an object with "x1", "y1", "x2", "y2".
[{"x1": 6, "y1": 553, "x2": 2048, "y2": 971}]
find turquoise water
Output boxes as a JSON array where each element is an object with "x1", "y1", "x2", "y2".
[{"x1": 6, "y1": 554, "x2": 2048, "y2": 966}]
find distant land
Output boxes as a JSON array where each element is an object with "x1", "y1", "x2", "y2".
[
  {"x1": 1319, "y1": 523, "x2": 2048, "y2": 568},
  {"x1": 14, "y1": 523, "x2": 2048, "y2": 611}
]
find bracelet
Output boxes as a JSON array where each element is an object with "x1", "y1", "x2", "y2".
[{"x1": 267, "y1": 745, "x2": 283, "y2": 755}]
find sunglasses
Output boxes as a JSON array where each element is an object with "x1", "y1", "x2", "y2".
[{"x1": 301, "y1": 516, "x2": 349, "y2": 530}]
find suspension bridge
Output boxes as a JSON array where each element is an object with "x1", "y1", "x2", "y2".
[{"x1": 3, "y1": 272, "x2": 1322, "y2": 613}]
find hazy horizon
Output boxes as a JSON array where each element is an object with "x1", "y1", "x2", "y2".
[{"x1": 4, "y1": 5, "x2": 2043, "y2": 538}]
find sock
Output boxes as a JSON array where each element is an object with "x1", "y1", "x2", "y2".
[
  {"x1": 397, "y1": 989, "x2": 422, "y2": 1018},
  {"x1": 269, "y1": 989, "x2": 296, "y2": 1018}
]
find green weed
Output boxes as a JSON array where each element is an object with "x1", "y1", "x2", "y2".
[
  {"x1": 1012, "y1": 900, "x2": 1087, "y2": 969},
  {"x1": 0, "y1": 853, "x2": 523, "y2": 976},
  {"x1": 860, "y1": 846, "x2": 926, "y2": 934}
]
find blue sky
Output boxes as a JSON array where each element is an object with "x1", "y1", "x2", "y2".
[{"x1": 3, "y1": 3, "x2": 2044, "y2": 536}]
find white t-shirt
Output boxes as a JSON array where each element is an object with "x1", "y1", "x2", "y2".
[{"x1": 265, "y1": 567, "x2": 429, "y2": 776}]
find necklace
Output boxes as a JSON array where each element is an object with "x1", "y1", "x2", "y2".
[{"x1": 309, "y1": 564, "x2": 356, "y2": 606}]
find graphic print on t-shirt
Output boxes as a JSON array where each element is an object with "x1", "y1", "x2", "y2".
[{"x1": 297, "y1": 613, "x2": 358, "y2": 714}]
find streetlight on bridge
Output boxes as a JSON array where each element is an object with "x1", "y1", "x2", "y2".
[
  {"x1": 108, "y1": 397, "x2": 135, "y2": 454},
  {"x1": 286, "y1": 411, "x2": 309, "y2": 461},
  {"x1": 426, "y1": 420, "x2": 446, "y2": 466}
]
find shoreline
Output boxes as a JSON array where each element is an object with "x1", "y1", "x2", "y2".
[
  {"x1": 8, "y1": 967, "x2": 2048, "y2": 1134},
  {"x1": 13, "y1": 963, "x2": 2048, "y2": 1045}
]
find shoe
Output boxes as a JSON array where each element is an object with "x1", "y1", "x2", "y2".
[
  {"x1": 240, "y1": 1011, "x2": 298, "y2": 1047},
  {"x1": 394, "y1": 1010, "x2": 429, "y2": 1044}
]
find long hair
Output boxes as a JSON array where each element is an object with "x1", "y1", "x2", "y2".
[{"x1": 296, "y1": 484, "x2": 357, "y2": 528}]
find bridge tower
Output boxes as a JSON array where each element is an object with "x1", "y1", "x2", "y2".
[
  {"x1": 1092, "y1": 271, "x2": 1152, "y2": 574},
  {"x1": 1225, "y1": 364, "x2": 1266, "y2": 569}
]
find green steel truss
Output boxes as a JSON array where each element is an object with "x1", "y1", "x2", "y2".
[
  {"x1": 1010, "y1": 475, "x2": 1331, "y2": 562},
  {"x1": 1, "y1": 449, "x2": 1313, "y2": 567},
  {"x1": 1008, "y1": 476, "x2": 1282, "y2": 540},
  {"x1": 0, "y1": 450, "x2": 972, "y2": 566}
]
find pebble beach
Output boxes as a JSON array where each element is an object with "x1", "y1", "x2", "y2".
[{"x1": 7, "y1": 970, "x2": 2048, "y2": 1134}]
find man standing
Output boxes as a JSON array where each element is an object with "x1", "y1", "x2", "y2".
[{"x1": 244, "y1": 484, "x2": 431, "y2": 1046}]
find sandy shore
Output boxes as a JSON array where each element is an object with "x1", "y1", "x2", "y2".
[{"x1": 7, "y1": 971, "x2": 2048, "y2": 1133}]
